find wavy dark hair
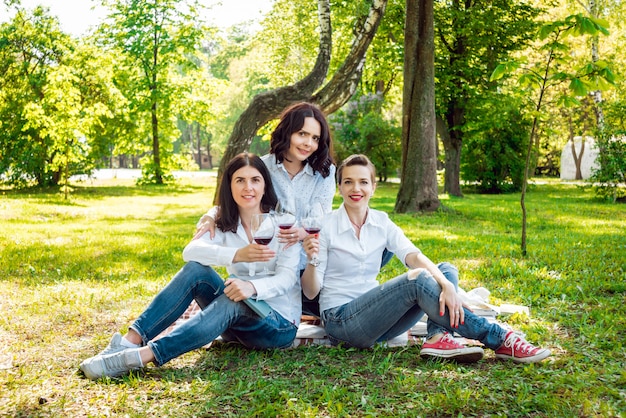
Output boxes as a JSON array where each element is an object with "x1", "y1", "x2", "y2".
[
  {"x1": 216, "y1": 153, "x2": 278, "y2": 233},
  {"x1": 337, "y1": 154, "x2": 377, "y2": 184},
  {"x1": 269, "y1": 102, "x2": 334, "y2": 178}
]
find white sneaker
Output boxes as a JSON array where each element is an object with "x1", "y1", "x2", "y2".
[
  {"x1": 80, "y1": 349, "x2": 143, "y2": 380},
  {"x1": 97, "y1": 332, "x2": 125, "y2": 356}
]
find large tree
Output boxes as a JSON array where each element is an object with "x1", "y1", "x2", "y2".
[
  {"x1": 214, "y1": 0, "x2": 388, "y2": 199},
  {"x1": 395, "y1": 0, "x2": 439, "y2": 213},
  {"x1": 434, "y1": 0, "x2": 539, "y2": 196},
  {"x1": 98, "y1": 0, "x2": 204, "y2": 184},
  {"x1": 0, "y1": 7, "x2": 73, "y2": 187}
]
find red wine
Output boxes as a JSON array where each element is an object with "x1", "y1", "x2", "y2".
[
  {"x1": 304, "y1": 227, "x2": 320, "y2": 235},
  {"x1": 254, "y1": 236, "x2": 273, "y2": 245},
  {"x1": 279, "y1": 223, "x2": 294, "y2": 230}
]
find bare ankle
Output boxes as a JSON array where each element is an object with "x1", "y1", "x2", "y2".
[{"x1": 125, "y1": 329, "x2": 143, "y2": 346}]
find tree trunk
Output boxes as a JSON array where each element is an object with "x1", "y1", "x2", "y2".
[
  {"x1": 151, "y1": 96, "x2": 163, "y2": 184},
  {"x1": 442, "y1": 104, "x2": 463, "y2": 196},
  {"x1": 195, "y1": 122, "x2": 202, "y2": 169},
  {"x1": 206, "y1": 132, "x2": 213, "y2": 169},
  {"x1": 571, "y1": 139, "x2": 585, "y2": 180},
  {"x1": 395, "y1": 0, "x2": 439, "y2": 213},
  {"x1": 214, "y1": 0, "x2": 388, "y2": 204},
  {"x1": 312, "y1": 0, "x2": 388, "y2": 113},
  {"x1": 589, "y1": 0, "x2": 605, "y2": 129}
]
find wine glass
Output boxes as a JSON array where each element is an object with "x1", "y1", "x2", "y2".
[
  {"x1": 274, "y1": 200, "x2": 297, "y2": 251},
  {"x1": 301, "y1": 201, "x2": 324, "y2": 266},
  {"x1": 251, "y1": 213, "x2": 275, "y2": 275}
]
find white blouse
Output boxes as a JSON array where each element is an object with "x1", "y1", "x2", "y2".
[
  {"x1": 313, "y1": 204, "x2": 422, "y2": 313},
  {"x1": 182, "y1": 220, "x2": 302, "y2": 325}
]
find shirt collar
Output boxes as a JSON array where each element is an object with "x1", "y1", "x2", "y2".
[
  {"x1": 276, "y1": 157, "x2": 314, "y2": 177},
  {"x1": 337, "y1": 203, "x2": 382, "y2": 234}
]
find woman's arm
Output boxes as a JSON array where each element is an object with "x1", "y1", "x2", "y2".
[{"x1": 405, "y1": 251, "x2": 466, "y2": 328}]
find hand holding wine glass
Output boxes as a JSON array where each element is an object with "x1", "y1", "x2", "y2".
[
  {"x1": 251, "y1": 213, "x2": 276, "y2": 275},
  {"x1": 301, "y1": 202, "x2": 324, "y2": 267},
  {"x1": 274, "y1": 200, "x2": 297, "y2": 250}
]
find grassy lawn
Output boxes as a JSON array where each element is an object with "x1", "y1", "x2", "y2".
[{"x1": 1, "y1": 176, "x2": 625, "y2": 417}]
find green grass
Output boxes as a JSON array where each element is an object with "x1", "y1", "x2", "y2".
[{"x1": 1, "y1": 177, "x2": 625, "y2": 417}]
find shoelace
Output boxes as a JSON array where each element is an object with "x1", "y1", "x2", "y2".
[
  {"x1": 100, "y1": 351, "x2": 139, "y2": 375},
  {"x1": 439, "y1": 333, "x2": 463, "y2": 347},
  {"x1": 505, "y1": 334, "x2": 534, "y2": 355}
]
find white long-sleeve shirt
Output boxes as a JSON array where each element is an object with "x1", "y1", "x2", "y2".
[
  {"x1": 203, "y1": 153, "x2": 336, "y2": 270},
  {"x1": 183, "y1": 219, "x2": 302, "y2": 325},
  {"x1": 313, "y1": 204, "x2": 422, "y2": 313}
]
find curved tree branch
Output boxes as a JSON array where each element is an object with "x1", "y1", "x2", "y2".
[
  {"x1": 312, "y1": 0, "x2": 388, "y2": 114},
  {"x1": 215, "y1": 0, "x2": 388, "y2": 202}
]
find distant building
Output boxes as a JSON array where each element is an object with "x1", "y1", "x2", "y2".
[{"x1": 560, "y1": 136, "x2": 599, "y2": 180}]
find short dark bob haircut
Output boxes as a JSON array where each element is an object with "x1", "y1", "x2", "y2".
[{"x1": 269, "y1": 102, "x2": 334, "y2": 178}]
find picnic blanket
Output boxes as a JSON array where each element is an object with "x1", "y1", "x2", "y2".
[{"x1": 157, "y1": 286, "x2": 529, "y2": 348}]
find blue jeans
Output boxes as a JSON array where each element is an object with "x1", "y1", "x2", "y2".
[
  {"x1": 130, "y1": 262, "x2": 298, "y2": 365},
  {"x1": 320, "y1": 266, "x2": 507, "y2": 349},
  {"x1": 301, "y1": 249, "x2": 398, "y2": 318}
]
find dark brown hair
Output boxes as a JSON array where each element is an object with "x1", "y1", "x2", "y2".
[
  {"x1": 269, "y1": 102, "x2": 334, "y2": 178},
  {"x1": 216, "y1": 153, "x2": 278, "y2": 233}
]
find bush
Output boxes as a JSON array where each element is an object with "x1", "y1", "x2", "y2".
[
  {"x1": 330, "y1": 94, "x2": 401, "y2": 182},
  {"x1": 462, "y1": 95, "x2": 530, "y2": 193},
  {"x1": 590, "y1": 133, "x2": 626, "y2": 202}
]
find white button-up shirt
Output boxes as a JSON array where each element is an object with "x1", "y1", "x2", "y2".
[
  {"x1": 314, "y1": 204, "x2": 422, "y2": 313},
  {"x1": 261, "y1": 154, "x2": 336, "y2": 270},
  {"x1": 261, "y1": 153, "x2": 336, "y2": 219},
  {"x1": 182, "y1": 220, "x2": 302, "y2": 325},
  {"x1": 204, "y1": 154, "x2": 336, "y2": 270}
]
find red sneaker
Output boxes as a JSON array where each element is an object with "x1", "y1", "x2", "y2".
[
  {"x1": 495, "y1": 331, "x2": 551, "y2": 363},
  {"x1": 420, "y1": 332, "x2": 484, "y2": 363}
]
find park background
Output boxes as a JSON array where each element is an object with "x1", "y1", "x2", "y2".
[{"x1": 1, "y1": 0, "x2": 625, "y2": 416}]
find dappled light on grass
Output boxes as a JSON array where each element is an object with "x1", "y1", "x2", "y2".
[{"x1": 0, "y1": 177, "x2": 624, "y2": 416}]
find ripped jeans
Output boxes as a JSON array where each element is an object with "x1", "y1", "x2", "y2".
[
  {"x1": 321, "y1": 263, "x2": 507, "y2": 349},
  {"x1": 130, "y1": 262, "x2": 297, "y2": 365}
]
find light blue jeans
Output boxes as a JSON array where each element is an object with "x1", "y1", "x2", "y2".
[
  {"x1": 321, "y1": 264, "x2": 507, "y2": 349},
  {"x1": 130, "y1": 262, "x2": 297, "y2": 365}
]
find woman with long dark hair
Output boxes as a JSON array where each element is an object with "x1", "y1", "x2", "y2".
[{"x1": 80, "y1": 153, "x2": 302, "y2": 380}]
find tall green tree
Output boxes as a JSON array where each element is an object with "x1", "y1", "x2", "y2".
[
  {"x1": 0, "y1": 7, "x2": 73, "y2": 187},
  {"x1": 434, "y1": 0, "x2": 539, "y2": 197},
  {"x1": 491, "y1": 13, "x2": 614, "y2": 254},
  {"x1": 98, "y1": 0, "x2": 204, "y2": 184}
]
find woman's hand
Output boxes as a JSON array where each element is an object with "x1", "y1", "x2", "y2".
[
  {"x1": 302, "y1": 234, "x2": 319, "y2": 262},
  {"x1": 438, "y1": 282, "x2": 467, "y2": 329},
  {"x1": 224, "y1": 278, "x2": 256, "y2": 302},
  {"x1": 194, "y1": 215, "x2": 216, "y2": 240},
  {"x1": 277, "y1": 226, "x2": 303, "y2": 249},
  {"x1": 234, "y1": 243, "x2": 276, "y2": 263}
]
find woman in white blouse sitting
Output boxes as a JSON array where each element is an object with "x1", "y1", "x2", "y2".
[
  {"x1": 79, "y1": 153, "x2": 302, "y2": 380},
  {"x1": 301, "y1": 154, "x2": 551, "y2": 364}
]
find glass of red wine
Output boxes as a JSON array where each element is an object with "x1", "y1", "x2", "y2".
[
  {"x1": 251, "y1": 213, "x2": 275, "y2": 275},
  {"x1": 301, "y1": 202, "x2": 324, "y2": 267},
  {"x1": 274, "y1": 201, "x2": 296, "y2": 251}
]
